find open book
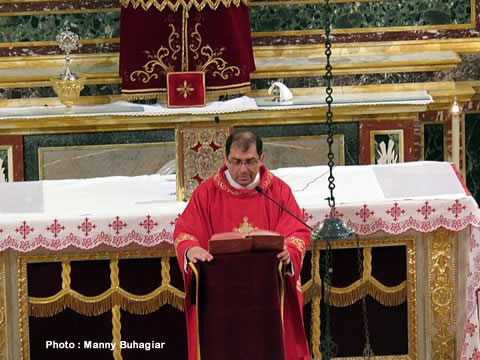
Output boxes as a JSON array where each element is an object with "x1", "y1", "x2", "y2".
[{"x1": 208, "y1": 229, "x2": 284, "y2": 255}]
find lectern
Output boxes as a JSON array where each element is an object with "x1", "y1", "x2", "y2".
[{"x1": 190, "y1": 252, "x2": 285, "y2": 360}]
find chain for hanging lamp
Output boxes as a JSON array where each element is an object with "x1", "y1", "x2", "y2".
[{"x1": 309, "y1": 0, "x2": 374, "y2": 358}]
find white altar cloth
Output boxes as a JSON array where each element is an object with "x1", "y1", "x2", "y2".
[
  {"x1": 0, "y1": 91, "x2": 432, "y2": 119},
  {"x1": 0, "y1": 161, "x2": 479, "y2": 357}
]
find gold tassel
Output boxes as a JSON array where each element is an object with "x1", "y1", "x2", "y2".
[
  {"x1": 30, "y1": 287, "x2": 185, "y2": 317},
  {"x1": 207, "y1": 85, "x2": 251, "y2": 97},
  {"x1": 329, "y1": 287, "x2": 363, "y2": 307},
  {"x1": 366, "y1": 281, "x2": 406, "y2": 306},
  {"x1": 122, "y1": 93, "x2": 162, "y2": 101},
  {"x1": 327, "y1": 280, "x2": 407, "y2": 308}
]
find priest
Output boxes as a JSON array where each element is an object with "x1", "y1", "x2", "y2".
[{"x1": 174, "y1": 130, "x2": 310, "y2": 360}]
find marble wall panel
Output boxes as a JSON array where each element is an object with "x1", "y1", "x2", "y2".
[
  {"x1": 250, "y1": 0, "x2": 471, "y2": 32},
  {"x1": 422, "y1": 123, "x2": 445, "y2": 162},
  {"x1": 0, "y1": 13, "x2": 119, "y2": 43},
  {"x1": 262, "y1": 135, "x2": 344, "y2": 170},
  {"x1": 0, "y1": 0, "x2": 472, "y2": 44},
  {"x1": 0, "y1": 84, "x2": 122, "y2": 101},
  {"x1": 0, "y1": 0, "x2": 476, "y2": 56},
  {"x1": 38, "y1": 142, "x2": 176, "y2": 180},
  {"x1": 359, "y1": 120, "x2": 414, "y2": 165},
  {"x1": 237, "y1": 122, "x2": 358, "y2": 165},
  {"x1": 465, "y1": 113, "x2": 480, "y2": 203},
  {"x1": 23, "y1": 130, "x2": 174, "y2": 181}
]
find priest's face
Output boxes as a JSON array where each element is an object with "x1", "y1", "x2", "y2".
[{"x1": 226, "y1": 144, "x2": 265, "y2": 186}]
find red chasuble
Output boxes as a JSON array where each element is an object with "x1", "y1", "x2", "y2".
[
  {"x1": 119, "y1": 0, "x2": 255, "y2": 100},
  {"x1": 174, "y1": 164, "x2": 310, "y2": 360}
]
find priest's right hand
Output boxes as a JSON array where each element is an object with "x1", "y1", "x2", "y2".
[{"x1": 186, "y1": 246, "x2": 213, "y2": 263}]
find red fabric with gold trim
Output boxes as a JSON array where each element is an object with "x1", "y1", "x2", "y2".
[
  {"x1": 174, "y1": 165, "x2": 310, "y2": 360},
  {"x1": 119, "y1": 4, "x2": 255, "y2": 99},
  {"x1": 167, "y1": 72, "x2": 206, "y2": 107}
]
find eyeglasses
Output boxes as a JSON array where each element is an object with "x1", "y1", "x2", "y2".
[{"x1": 227, "y1": 158, "x2": 260, "y2": 168}]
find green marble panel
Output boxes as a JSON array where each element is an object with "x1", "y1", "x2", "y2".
[
  {"x1": 465, "y1": 114, "x2": 480, "y2": 204},
  {"x1": 423, "y1": 123, "x2": 444, "y2": 161},
  {"x1": 0, "y1": 0, "x2": 472, "y2": 43},
  {"x1": 0, "y1": 13, "x2": 119, "y2": 42},
  {"x1": 250, "y1": 0, "x2": 471, "y2": 32}
]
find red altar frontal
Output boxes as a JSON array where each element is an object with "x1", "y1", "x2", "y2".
[
  {"x1": 0, "y1": 161, "x2": 479, "y2": 359},
  {"x1": 119, "y1": 0, "x2": 256, "y2": 100}
]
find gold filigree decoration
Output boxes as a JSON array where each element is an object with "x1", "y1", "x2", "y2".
[
  {"x1": 176, "y1": 80, "x2": 194, "y2": 98},
  {"x1": 190, "y1": 23, "x2": 240, "y2": 80},
  {"x1": 286, "y1": 236, "x2": 306, "y2": 258},
  {"x1": 129, "y1": 24, "x2": 178, "y2": 84},
  {"x1": 233, "y1": 216, "x2": 257, "y2": 235},
  {"x1": 428, "y1": 229, "x2": 456, "y2": 360},
  {"x1": 178, "y1": 127, "x2": 231, "y2": 200},
  {"x1": 28, "y1": 257, "x2": 185, "y2": 317},
  {"x1": 213, "y1": 172, "x2": 241, "y2": 196},
  {"x1": 120, "y1": 0, "x2": 248, "y2": 13},
  {"x1": 174, "y1": 232, "x2": 199, "y2": 249},
  {"x1": 259, "y1": 170, "x2": 273, "y2": 191}
]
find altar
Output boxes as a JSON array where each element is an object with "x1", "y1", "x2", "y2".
[{"x1": 0, "y1": 161, "x2": 478, "y2": 359}]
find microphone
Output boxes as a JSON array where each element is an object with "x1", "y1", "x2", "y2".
[{"x1": 255, "y1": 186, "x2": 313, "y2": 231}]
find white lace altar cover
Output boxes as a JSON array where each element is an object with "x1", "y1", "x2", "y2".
[{"x1": 0, "y1": 161, "x2": 479, "y2": 357}]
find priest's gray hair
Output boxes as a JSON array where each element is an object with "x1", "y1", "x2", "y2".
[{"x1": 226, "y1": 131, "x2": 263, "y2": 157}]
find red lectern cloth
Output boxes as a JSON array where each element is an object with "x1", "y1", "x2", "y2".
[
  {"x1": 194, "y1": 252, "x2": 285, "y2": 360},
  {"x1": 119, "y1": 2, "x2": 255, "y2": 100}
]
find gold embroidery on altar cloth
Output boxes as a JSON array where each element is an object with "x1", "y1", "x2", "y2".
[
  {"x1": 177, "y1": 80, "x2": 195, "y2": 98},
  {"x1": 129, "y1": 24, "x2": 179, "y2": 83},
  {"x1": 233, "y1": 216, "x2": 257, "y2": 235},
  {"x1": 190, "y1": 23, "x2": 240, "y2": 80},
  {"x1": 120, "y1": 0, "x2": 248, "y2": 13},
  {"x1": 130, "y1": 21, "x2": 241, "y2": 85}
]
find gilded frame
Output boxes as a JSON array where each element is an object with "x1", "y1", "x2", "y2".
[
  {"x1": 370, "y1": 129, "x2": 404, "y2": 165},
  {"x1": 0, "y1": 145, "x2": 14, "y2": 182},
  {"x1": 37, "y1": 142, "x2": 175, "y2": 180},
  {"x1": 263, "y1": 134, "x2": 345, "y2": 167},
  {"x1": 306, "y1": 236, "x2": 417, "y2": 360}
]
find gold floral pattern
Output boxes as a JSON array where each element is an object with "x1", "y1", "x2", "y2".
[
  {"x1": 174, "y1": 232, "x2": 199, "y2": 249},
  {"x1": 129, "y1": 24, "x2": 178, "y2": 83},
  {"x1": 213, "y1": 172, "x2": 241, "y2": 196},
  {"x1": 286, "y1": 236, "x2": 306, "y2": 258},
  {"x1": 428, "y1": 229, "x2": 455, "y2": 359},
  {"x1": 176, "y1": 80, "x2": 194, "y2": 98},
  {"x1": 190, "y1": 23, "x2": 241, "y2": 80}
]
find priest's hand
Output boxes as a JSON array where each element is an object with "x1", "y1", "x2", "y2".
[
  {"x1": 186, "y1": 246, "x2": 213, "y2": 263},
  {"x1": 277, "y1": 246, "x2": 291, "y2": 266}
]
